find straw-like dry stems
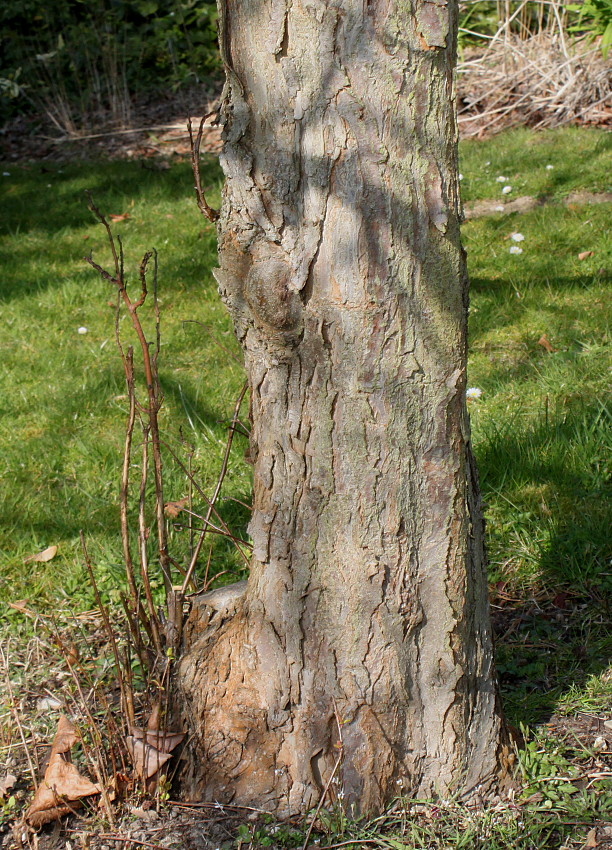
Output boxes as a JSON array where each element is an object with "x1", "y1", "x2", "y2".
[{"x1": 457, "y1": 1, "x2": 611, "y2": 136}]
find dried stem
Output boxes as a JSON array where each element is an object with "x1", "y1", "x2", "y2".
[
  {"x1": 120, "y1": 592, "x2": 151, "y2": 673},
  {"x1": 85, "y1": 195, "x2": 171, "y2": 599},
  {"x1": 300, "y1": 702, "x2": 345, "y2": 850},
  {"x1": 120, "y1": 347, "x2": 138, "y2": 607},
  {"x1": 162, "y1": 440, "x2": 251, "y2": 568},
  {"x1": 187, "y1": 115, "x2": 219, "y2": 222},
  {"x1": 182, "y1": 319, "x2": 243, "y2": 366},
  {"x1": 181, "y1": 380, "x2": 249, "y2": 592},
  {"x1": 138, "y1": 429, "x2": 162, "y2": 653},
  {"x1": 80, "y1": 531, "x2": 134, "y2": 729},
  {"x1": 1, "y1": 643, "x2": 38, "y2": 790},
  {"x1": 62, "y1": 655, "x2": 116, "y2": 827}
]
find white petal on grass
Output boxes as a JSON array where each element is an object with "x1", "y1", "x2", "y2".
[
  {"x1": 502, "y1": 185, "x2": 512, "y2": 194},
  {"x1": 546, "y1": 164, "x2": 554, "y2": 170},
  {"x1": 77, "y1": 326, "x2": 88, "y2": 334},
  {"x1": 509, "y1": 246, "x2": 523, "y2": 254},
  {"x1": 495, "y1": 205, "x2": 505, "y2": 212},
  {"x1": 466, "y1": 387, "x2": 483, "y2": 400},
  {"x1": 2, "y1": 172, "x2": 10, "y2": 177},
  {"x1": 511, "y1": 232, "x2": 525, "y2": 242},
  {"x1": 496, "y1": 175, "x2": 507, "y2": 182},
  {"x1": 459, "y1": 173, "x2": 464, "y2": 180}
]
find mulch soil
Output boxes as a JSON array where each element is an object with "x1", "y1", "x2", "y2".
[{"x1": 0, "y1": 90, "x2": 222, "y2": 165}]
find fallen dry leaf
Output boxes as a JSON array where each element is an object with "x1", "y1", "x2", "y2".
[
  {"x1": 54, "y1": 716, "x2": 79, "y2": 752},
  {"x1": 26, "y1": 716, "x2": 100, "y2": 828},
  {"x1": 8, "y1": 600, "x2": 39, "y2": 620},
  {"x1": 126, "y1": 737, "x2": 172, "y2": 780},
  {"x1": 578, "y1": 250, "x2": 594, "y2": 261},
  {"x1": 164, "y1": 498, "x2": 189, "y2": 519},
  {"x1": 25, "y1": 545, "x2": 57, "y2": 564},
  {"x1": 27, "y1": 802, "x2": 77, "y2": 829},
  {"x1": 584, "y1": 828, "x2": 598, "y2": 848},
  {"x1": 147, "y1": 703, "x2": 161, "y2": 732},
  {"x1": 28, "y1": 758, "x2": 100, "y2": 810},
  {"x1": 130, "y1": 727, "x2": 185, "y2": 753},
  {"x1": 537, "y1": 334, "x2": 555, "y2": 354},
  {"x1": 0, "y1": 774, "x2": 16, "y2": 798},
  {"x1": 109, "y1": 213, "x2": 130, "y2": 222}
]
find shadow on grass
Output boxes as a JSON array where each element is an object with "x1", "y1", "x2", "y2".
[
  {"x1": 468, "y1": 273, "x2": 606, "y2": 351},
  {"x1": 0, "y1": 157, "x2": 223, "y2": 235},
  {"x1": 0, "y1": 156, "x2": 223, "y2": 302},
  {"x1": 475, "y1": 399, "x2": 612, "y2": 724}
]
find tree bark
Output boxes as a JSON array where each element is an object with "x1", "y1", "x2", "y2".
[{"x1": 178, "y1": 0, "x2": 510, "y2": 816}]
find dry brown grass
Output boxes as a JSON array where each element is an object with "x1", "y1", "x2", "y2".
[{"x1": 457, "y1": 1, "x2": 611, "y2": 137}]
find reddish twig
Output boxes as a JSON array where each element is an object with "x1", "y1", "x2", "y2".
[
  {"x1": 137, "y1": 429, "x2": 162, "y2": 654},
  {"x1": 85, "y1": 194, "x2": 172, "y2": 600},
  {"x1": 187, "y1": 115, "x2": 219, "y2": 222},
  {"x1": 120, "y1": 347, "x2": 139, "y2": 608}
]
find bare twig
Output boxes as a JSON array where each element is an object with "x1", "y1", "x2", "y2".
[
  {"x1": 85, "y1": 195, "x2": 172, "y2": 599},
  {"x1": 182, "y1": 319, "x2": 243, "y2": 366},
  {"x1": 1, "y1": 643, "x2": 38, "y2": 790},
  {"x1": 120, "y1": 347, "x2": 138, "y2": 607},
  {"x1": 188, "y1": 115, "x2": 219, "y2": 222},
  {"x1": 80, "y1": 531, "x2": 134, "y2": 729},
  {"x1": 161, "y1": 440, "x2": 251, "y2": 568},
  {"x1": 457, "y1": 19, "x2": 610, "y2": 136},
  {"x1": 181, "y1": 380, "x2": 249, "y2": 592},
  {"x1": 137, "y1": 429, "x2": 162, "y2": 654},
  {"x1": 300, "y1": 702, "x2": 346, "y2": 850},
  {"x1": 301, "y1": 755, "x2": 343, "y2": 850}
]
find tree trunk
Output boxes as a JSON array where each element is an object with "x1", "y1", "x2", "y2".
[{"x1": 178, "y1": 0, "x2": 510, "y2": 816}]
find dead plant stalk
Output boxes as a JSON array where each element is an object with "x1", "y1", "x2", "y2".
[{"x1": 85, "y1": 195, "x2": 171, "y2": 604}]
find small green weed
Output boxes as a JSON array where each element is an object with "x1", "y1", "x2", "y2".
[
  {"x1": 0, "y1": 794, "x2": 17, "y2": 827},
  {"x1": 515, "y1": 725, "x2": 579, "y2": 803}
]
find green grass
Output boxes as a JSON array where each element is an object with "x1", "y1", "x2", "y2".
[
  {"x1": 0, "y1": 155, "x2": 251, "y2": 612},
  {"x1": 464, "y1": 202, "x2": 610, "y2": 595},
  {"x1": 0, "y1": 127, "x2": 610, "y2": 847},
  {"x1": 459, "y1": 125, "x2": 612, "y2": 201}
]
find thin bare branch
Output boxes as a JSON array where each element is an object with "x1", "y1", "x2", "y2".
[
  {"x1": 161, "y1": 439, "x2": 251, "y2": 568},
  {"x1": 181, "y1": 380, "x2": 250, "y2": 592},
  {"x1": 80, "y1": 532, "x2": 134, "y2": 729},
  {"x1": 138, "y1": 429, "x2": 162, "y2": 653},
  {"x1": 188, "y1": 115, "x2": 219, "y2": 222},
  {"x1": 120, "y1": 348, "x2": 138, "y2": 607}
]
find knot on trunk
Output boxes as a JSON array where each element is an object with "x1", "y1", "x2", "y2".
[{"x1": 245, "y1": 252, "x2": 302, "y2": 333}]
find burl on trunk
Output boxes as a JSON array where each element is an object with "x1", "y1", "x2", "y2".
[{"x1": 178, "y1": 0, "x2": 510, "y2": 815}]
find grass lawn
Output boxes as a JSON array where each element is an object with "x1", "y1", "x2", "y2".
[{"x1": 0, "y1": 126, "x2": 610, "y2": 846}]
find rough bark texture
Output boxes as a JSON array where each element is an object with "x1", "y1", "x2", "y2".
[{"x1": 178, "y1": 0, "x2": 509, "y2": 816}]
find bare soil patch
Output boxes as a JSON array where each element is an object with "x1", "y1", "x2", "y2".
[
  {"x1": 0, "y1": 91, "x2": 222, "y2": 165},
  {"x1": 464, "y1": 191, "x2": 612, "y2": 219}
]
